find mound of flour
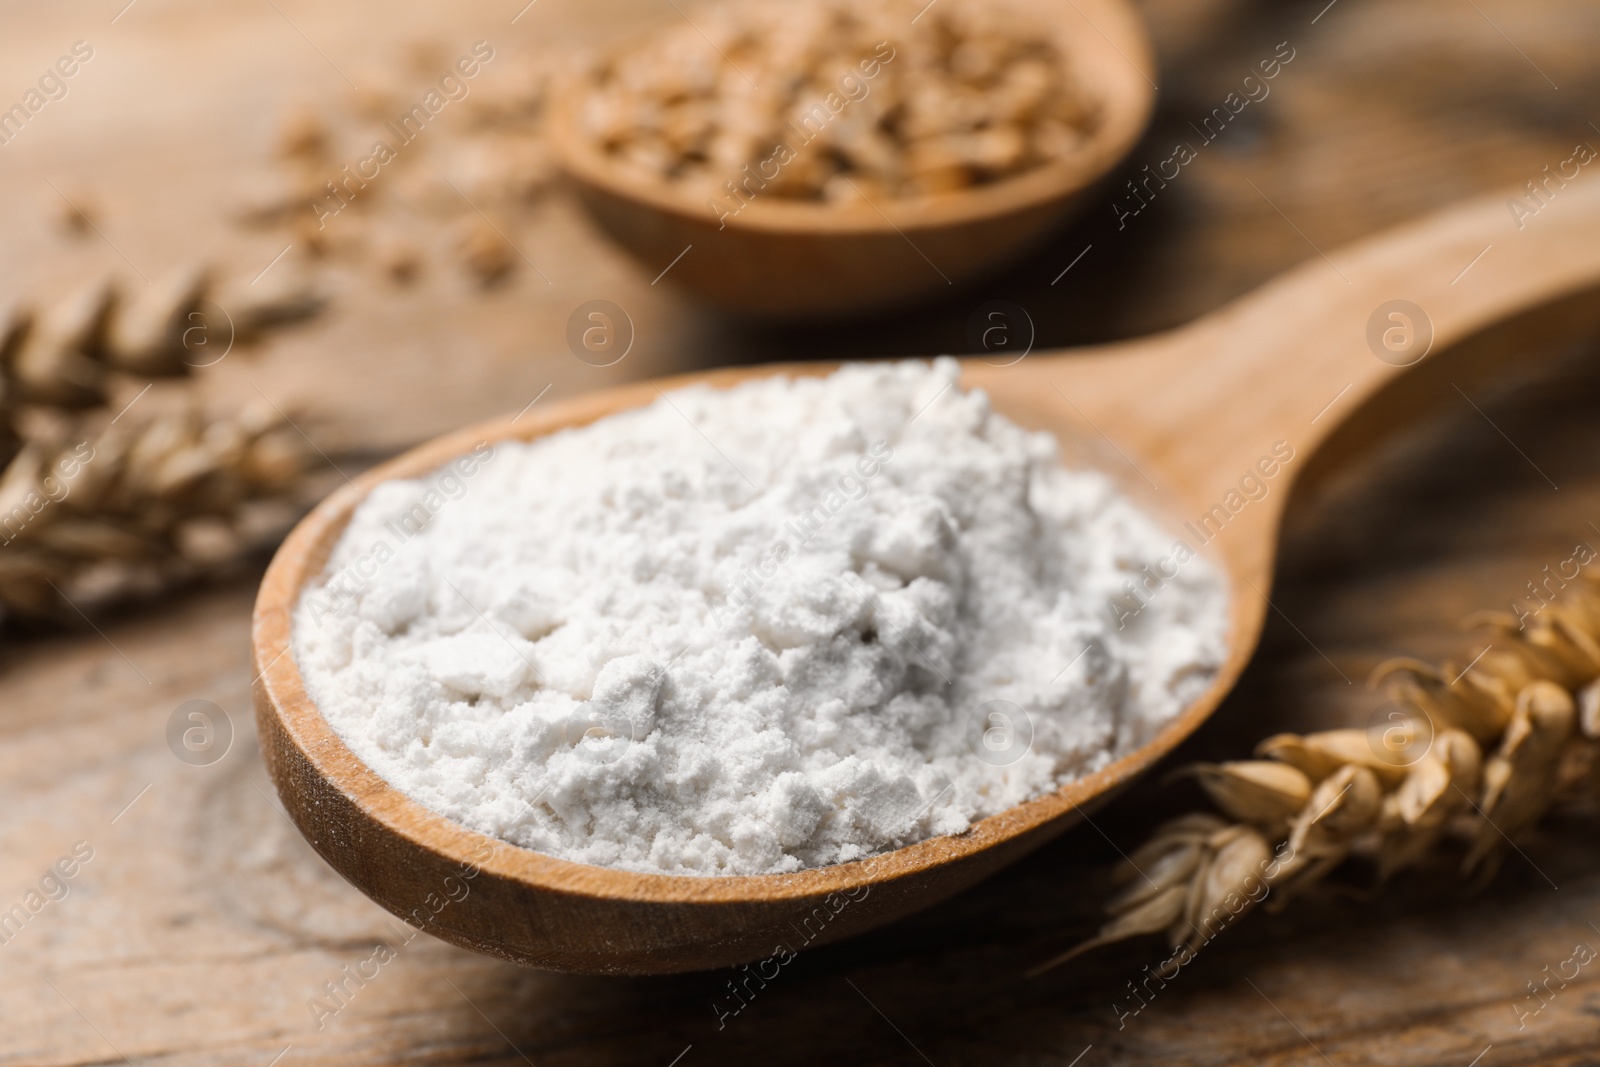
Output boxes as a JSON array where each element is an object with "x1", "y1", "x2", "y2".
[{"x1": 292, "y1": 359, "x2": 1227, "y2": 876}]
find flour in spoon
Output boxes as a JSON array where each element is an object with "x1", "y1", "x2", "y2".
[{"x1": 292, "y1": 359, "x2": 1228, "y2": 876}]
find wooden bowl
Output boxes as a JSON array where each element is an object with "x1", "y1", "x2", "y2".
[
  {"x1": 545, "y1": 0, "x2": 1156, "y2": 317},
  {"x1": 253, "y1": 182, "x2": 1600, "y2": 976}
]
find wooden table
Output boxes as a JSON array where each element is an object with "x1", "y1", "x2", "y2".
[{"x1": 4, "y1": 0, "x2": 1600, "y2": 1062}]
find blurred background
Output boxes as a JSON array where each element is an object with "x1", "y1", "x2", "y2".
[{"x1": 4, "y1": 0, "x2": 1600, "y2": 1064}]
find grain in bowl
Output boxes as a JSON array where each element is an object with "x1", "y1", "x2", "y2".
[{"x1": 576, "y1": 0, "x2": 1103, "y2": 219}]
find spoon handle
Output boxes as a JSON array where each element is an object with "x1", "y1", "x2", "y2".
[{"x1": 990, "y1": 176, "x2": 1600, "y2": 579}]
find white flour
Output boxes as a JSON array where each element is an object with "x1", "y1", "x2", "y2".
[{"x1": 292, "y1": 360, "x2": 1228, "y2": 876}]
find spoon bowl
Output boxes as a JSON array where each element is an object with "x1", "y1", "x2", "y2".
[
  {"x1": 545, "y1": 0, "x2": 1156, "y2": 317},
  {"x1": 253, "y1": 181, "x2": 1600, "y2": 974}
]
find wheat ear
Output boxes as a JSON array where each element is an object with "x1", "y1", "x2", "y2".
[
  {"x1": 0, "y1": 271, "x2": 324, "y2": 622},
  {"x1": 1034, "y1": 575, "x2": 1600, "y2": 973}
]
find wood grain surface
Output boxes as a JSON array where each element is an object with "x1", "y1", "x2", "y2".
[{"x1": 4, "y1": 0, "x2": 1600, "y2": 1063}]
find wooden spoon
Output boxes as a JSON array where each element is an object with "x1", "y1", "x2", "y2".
[
  {"x1": 253, "y1": 180, "x2": 1600, "y2": 975},
  {"x1": 546, "y1": 0, "x2": 1155, "y2": 316}
]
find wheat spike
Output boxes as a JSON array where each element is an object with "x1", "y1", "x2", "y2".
[
  {"x1": 1181, "y1": 761, "x2": 1311, "y2": 833},
  {"x1": 0, "y1": 401, "x2": 313, "y2": 622},
  {"x1": 1035, "y1": 574, "x2": 1600, "y2": 974},
  {"x1": 1464, "y1": 680, "x2": 1574, "y2": 880},
  {"x1": 0, "y1": 268, "x2": 327, "y2": 623}
]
